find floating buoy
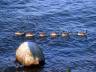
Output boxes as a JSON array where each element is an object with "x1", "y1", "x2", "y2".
[
  {"x1": 77, "y1": 32, "x2": 86, "y2": 36},
  {"x1": 16, "y1": 41, "x2": 45, "y2": 66},
  {"x1": 61, "y1": 32, "x2": 69, "y2": 37},
  {"x1": 39, "y1": 32, "x2": 46, "y2": 38},
  {"x1": 50, "y1": 32, "x2": 57, "y2": 38},
  {"x1": 25, "y1": 32, "x2": 34, "y2": 38},
  {"x1": 15, "y1": 32, "x2": 24, "y2": 36}
]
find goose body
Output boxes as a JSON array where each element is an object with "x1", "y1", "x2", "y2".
[
  {"x1": 39, "y1": 32, "x2": 46, "y2": 37},
  {"x1": 25, "y1": 32, "x2": 34, "y2": 38},
  {"x1": 15, "y1": 32, "x2": 24, "y2": 36},
  {"x1": 61, "y1": 32, "x2": 69, "y2": 37},
  {"x1": 77, "y1": 32, "x2": 86, "y2": 36},
  {"x1": 50, "y1": 32, "x2": 57, "y2": 38}
]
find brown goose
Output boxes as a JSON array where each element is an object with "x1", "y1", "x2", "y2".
[
  {"x1": 50, "y1": 32, "x2": 57, "y2": 38},
  {"x1": 61, "y1": 32, "x2": 69, "y2": 37},
  {"x1": 39, "y1": 32, "x2": 46, "y2": 37},
  {"x1": 25, "y1": 32, "x2": 34, "y2": 38},
  {"x1": 77, "y1": 32, "x2": 86, "y2": 36},
  {"x1": 15, "y1": 32, "x2": 24, "y2": 36}
]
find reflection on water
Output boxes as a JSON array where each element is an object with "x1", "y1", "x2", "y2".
[{"x1": 4, "y1": 65, "x2": 44, "y2": 72}]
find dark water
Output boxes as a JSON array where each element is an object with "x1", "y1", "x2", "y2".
[{"x1": 0, "y1": 0, "x2": 96, "y2": 72}]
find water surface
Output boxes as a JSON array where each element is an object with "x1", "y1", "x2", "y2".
[{"x1": 0, "y1": 0, "x2": 96, "y2": 72}]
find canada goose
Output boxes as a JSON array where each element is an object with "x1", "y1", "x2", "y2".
[
  {"x1": 50, "y1": 32, "x2": 57, "y2": 38},
  {"x1": 61, "y1": 32, "x2": 69, "y2": 37},
  {"x1": 25, "y1": 32, "x2": 34, "y2": 38},
  {"x1": 77, "y1": 32, "x2": 86, "y2": 36},
  {"x1": 16, "y1": 41, "x2": 45, "y2": 66},
  {"x1": 39, "y1": 32, "x2": 46, "y2": 37},
  {"x1": 15, "y1": 32, "x2": 24, "y2": 36}
]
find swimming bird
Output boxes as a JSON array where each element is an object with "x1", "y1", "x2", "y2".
[
  {"x1": 39, "y1": 32, "x2": 46, "y2": 38},
  {"x1": 77, "y1": 32, "x2": 86, "y2": 36},
  {"x1": 50, "y1": 32, "x2": 57, "y2": 38},
  {"x1": 25, "y1": 32, "x2": 35, "y2": 38},
  {"x1": 61, "y1": 32, "x2": 69, "y2": 37},
  {"x1": 15, "y1": 32, "x2": 24, "y2": 36},
  {"x1": 16, "y1": 41, "x2": 45, "y2": 66}
]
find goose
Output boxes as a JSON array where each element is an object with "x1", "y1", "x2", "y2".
[
  {"x1": 15, "y1": 32, "x2": 24, "y2": 36},
  {"x1": 50, "y1": 32, "x2": 57, "y2": 38},
  {"x1": 77, "y1": 32, "x2": 86, "y2": 36},
  {"x1": 61, "y1": 32, "x2": 69, "y2": 37},
  {"x1": 39, "y1": 32, "x2": 46, "y2": 37},
  {"x1": 25, "y1": 32, "x2": 34, "y2": 38}
]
